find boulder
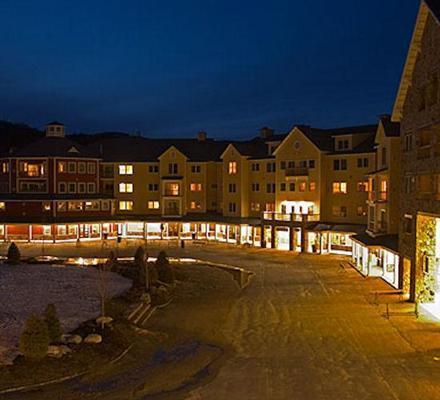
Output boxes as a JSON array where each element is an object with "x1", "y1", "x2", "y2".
[
  {"x1": 84, "y1": 334, "x2": 102, "y2": 344},
  {"x1": 47, "y1": 345, "x2": 72, "y2": 358},
  {"x1": 96, "y1": 316, "x2": 113, "y2": 326},
  {"x1": 61, "y1": 334, "x2": 83, "y2": 345}
]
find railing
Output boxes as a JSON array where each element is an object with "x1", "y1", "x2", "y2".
[
  {"x1": 378, "y1": 191, "x2": 388, "y2": 201},
  {"x1": 262, "y1": 212, "x2": 320, "y2": 222},
  {"x1": 368, "y1": 191, "x2": 388, "y2": 202},
  {"x1": 285, "y1": 167, "x2": 309, "y2": 177},
  {"x1": 163, "y1": 191, "x2": 180, "y2": 197}
]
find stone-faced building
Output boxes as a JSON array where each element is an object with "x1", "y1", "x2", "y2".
[{"x1": 392, "y1": 0, "x2": 440, "y2": 308}]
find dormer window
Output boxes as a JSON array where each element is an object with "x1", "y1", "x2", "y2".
[{"x1": 337, "y1": 139, "x2": 350, "y2": 151}]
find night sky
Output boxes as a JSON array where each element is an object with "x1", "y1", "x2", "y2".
[{"x1": 0, "y1": 0, "x2": 419, "y2": 139}]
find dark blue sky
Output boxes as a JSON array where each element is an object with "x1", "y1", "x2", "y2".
[{"x1": 0, "y1": 0, "x2": 419, "y2": 139}]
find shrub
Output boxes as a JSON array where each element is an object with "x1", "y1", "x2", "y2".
[
  {"x1": 134, "y1": 246, "x2": 148, "y2": 288},
  {"x1": 43, "y1": 303, "x2": 62, "y2": 343},
  {"x1": 7, "y1": 242, "x2": 20, "y2": 265},
  {"x1": 105, "y1": 250, "x2": 117, "y2": 272},
  {"x1": 19, "y1": 315, "x2": 50, "y2": 359},
  {"x1": 155, "y1": 251, "x2": 175, "y2": 284}
]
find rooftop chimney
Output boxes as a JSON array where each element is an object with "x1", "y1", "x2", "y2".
[
  {"x1": 260, "y1": 126, "x2": 274, "y2": 139},
  {"x1": 45, "y1": 121, "x2": 65, "y2": 138},
  {"x1": 197, "y1": 131, "x2": 207, "y2": 141}
]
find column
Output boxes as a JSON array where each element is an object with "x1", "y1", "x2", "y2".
[
  {"x1": 271, "y1": 226, "x2": 276, "y2": 249},
  {"x1": 289, "y1": 227, "x2": 294, "y2": 251}
]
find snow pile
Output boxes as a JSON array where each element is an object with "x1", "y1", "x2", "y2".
[{"x1": 0, "y1": 263, "x2": 131, "y2": 363}]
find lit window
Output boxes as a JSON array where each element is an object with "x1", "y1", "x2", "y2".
[
  {"x1": 0, "y1": 202, "x2": 5, "y2": 211},
  {"x1": 148, "y1": 201, "x2": 160, "y2": 209},
  {"x1": 332, "y1": 182, "x2": 347, "y2": 194},
  {"x1": 119, "y1": 201, "x2": 133, "y2": 211},
  {"x1": 119, "y1": 182, "x2": 133, "y2": 193},
  {"x1": 190, "y1": 183, "x2": 202, "y2": 191},
  {"x1": 228, "y1": 161, "x2": 237, "y2": 174},
  {"x1": 357, "y1": 206, "x2": 366, "y2": 216},
  {"x1": 164, "y1": 182, "x2": 180, "y2": 196},
  {"x1": 299, "y1": 182, "x2": 306, "y2": 192},
  {"x1": 309, "y1": 182, "x2": 316, "y2": 192},
  {"x1": 43, "y1": 202, "x2": 51, "y2": 211},
  {"x1": 251, "y1": 202, "x2": 260, "y2": 211},
  {"x1": 190, "y1": 201, "x2": 201, "y2": 210},
  {"x1": 119, "y1": 164, "x2": 133, "y2": 175},
  {"x1": 1, "y1": 162, "x2": 8, "y2": 173},
  {"x1": 357, "y1": 181, "x2": 368, "y2": 192}
]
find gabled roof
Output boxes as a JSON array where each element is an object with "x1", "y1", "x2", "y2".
[
  {"x1": 392, "y1": 1, "x2": 440, "y2": 121},
  {"x1": 379, "y1": 115, "x2": 400, "y2": 137},
  {"x1": 298, "y1": 124, "x2": 377, "y2": 152},
  {"x1": 426, "y1": 0, "x2": 440, "y2": 22},
  {"x1": 9, "y1": 136, "x2": 100, "y2": 158},
  {"x1": 94, "y1": 136, "x2": 229, "y2": 162}
]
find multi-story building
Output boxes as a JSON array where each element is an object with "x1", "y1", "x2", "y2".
[
  {"x1": 391, "y1": 0, "x2": 440, "y2": 312},
  {"x1": 0, "y1": 121, "x2": 379, "y2": 249},
  {"x1": 0, "y1": 122, "x2": 116, "y2": 242},
  {"x1": 351, "y1": 115, "x2": 401, "y2": 288}
]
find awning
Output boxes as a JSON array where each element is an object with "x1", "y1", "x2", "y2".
[{"x1": 351, "y1": 233, "x2": 399, "y2": 254}]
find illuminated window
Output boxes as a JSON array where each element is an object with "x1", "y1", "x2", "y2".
[
  {"x1": 190, "y1": 201, "x2": 201, "y2": 210},
  {"x1": 0, "y1": 202, "x2": 5, "y2": 211},
  {"x1": 148, "y1": 201, "x2": 160, "y2": 209},
  {"x1": 299, "y1": 182, "x2": 306, "y2": 192},
  {"x1": 119, "y1": 164, "x2": 133, "y2": 175},
  {"x1": 1, "y1": 162, "x2": 8, "y2": 173},
  {"x1": 43, "y1": 202, "x2": 51, "y2": 211},
  {"x1": 332, "y1": 206, "x2": 347, "y2": 217},
  {"x1": 309, "y1": 182, "x2": 316, "y2": 192},
  {"x1": 332, "y1": 182, "x2": 347, "y2": 194},
  {"x1": 228, "y1": 161, "x2": 237, "y2": 174},
  {"x1": 251, "y1": 202, "x2": 260, "y2": 211},
  {"x1": 357, "y1": 206, "x2": 367, "y2": 216},
  {"x1": 190, "y1": 183, "x2": 202, "y2": 191},
  {"x1": 119, "y1": 201, "x2": 133, "y2": 211},
  {"x1": 265, "y1": 203, "x2": 275, "y2": 212},
  {"x1": 119, "y1": 182, "x2": 133, "y2": 193},
  {"x1": 164, "y1": 182, "x2": 180, "y2": 196},
  {"x1": 57, "y1": 202, "x2": 67, "y2": 212},
  {"x1": 357, "y1": 181, "x2": 368, "y2": 192},
  {"x1": 85, "y1": 201, "x2": 100, "y2": 211}
]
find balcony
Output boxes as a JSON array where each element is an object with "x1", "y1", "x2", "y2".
[
  {"x1": 368, "y1": 191, "x2": 388, "y2": 202},
  {"x1": 285, "y1": 167, "x2": 309, "y2": 178},
  {"x1": 262, "y1": 212, "x2": 319, "y2": 223}
]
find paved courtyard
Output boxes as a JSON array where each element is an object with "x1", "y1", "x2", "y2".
[{"x1": 2, "y1": 242, "x2": 440, "y2": 399}]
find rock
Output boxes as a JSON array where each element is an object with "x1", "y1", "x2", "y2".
[
  {"x1": 47, "y1": 345, "x2": 72, "y2": 358},
  {"x1": 84, "y1": 334, "x2": 102, "y2": 344},
  {"x1": 96, "y1": 316, "x2": 113, "y2": 326},
  {"x1": 61, "y1": 334, "x2": 83, "y2": 345}
]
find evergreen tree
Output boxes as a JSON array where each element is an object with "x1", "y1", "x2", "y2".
[
  {"x1": 43, "y1": 303, "x2": 62, "y2": 343},
  {"x1": 7, "y1": 242, "x2": 20, "y2": 265},
  {"x1": 19, "y1": 315, "x2": 50, "y2": 359},
  {"x1": 155, "y1": 251, "x2": 175, "y2": 284}
]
